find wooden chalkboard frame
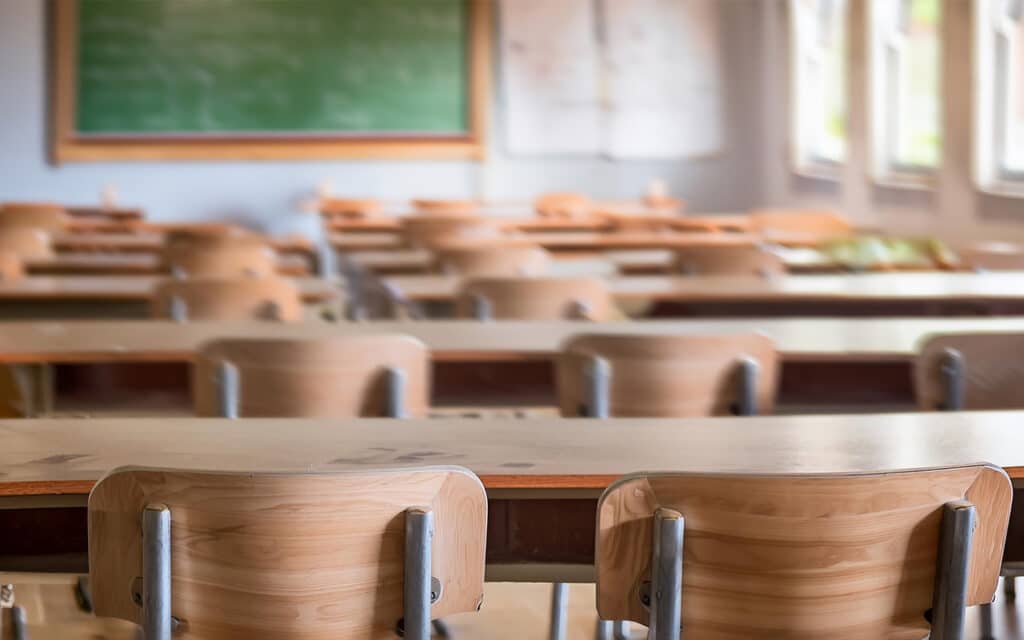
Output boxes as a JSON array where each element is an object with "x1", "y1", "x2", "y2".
[{"x1": 50, "y1": 0, "x2": 490, "y2": 163}]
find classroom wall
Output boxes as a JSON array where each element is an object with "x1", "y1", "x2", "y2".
[{"x1": 0, "y1": 1, "x2": 767, "y2": 232}]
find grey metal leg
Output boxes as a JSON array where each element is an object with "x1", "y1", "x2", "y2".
[
  {"x1": 403, "y1": 507, "x2": 434, "y2": 640},
  {"x1": 978, "y1": 602, "x2": 994, "y2": 640},
  {"x1": 567, "y1": 300, "x2": 591, "y2": 320},
  {"x1": 10, "y1": 605, "x2": 28, "y2": 640},
  {"x1": 734, "y1": 356, "x2": 759, "y2": 416},
  {"x1": 9, "y1": 364, "x2": 54, "y2": 418},
  {"x1": 939, "y1": 347, "x2": 965, "y2": 411},
  {"x1": 549, "y1": 582, "x2": 568, "y2": 640},
  {"x1": 169, "y1": 296, "x2": 188, "y2": 323},
  {"x1": 612, "y1": 620, "x2": 629, "y2": 639},
  {"x1": 385, "y1": 366, "x2": 406, "y2": 418},
  {"x1": 594, "y1": 620, "x2": 613, "y2": 640},
  {"x1": 930, "y1": 499, "x2": 976, "y2": 640},
  {"x1": 217, "y1": 360, "x2": 240, "y2": 419},
  {"x1": 142, "y1": 504, "x2": 172, "y2": 640},
  {"x1": 648, "y1": 508, "x2": 684, "y2": 640},
  {"x1": 471, "y1": 294, "x2": 492, "y2": 321},
  {"x1": 582, "y1": 355, "x2": 611, "y2": 418},
  {"x1": 1005, "y1": 576, "x2": 1017, "y2": 600}
]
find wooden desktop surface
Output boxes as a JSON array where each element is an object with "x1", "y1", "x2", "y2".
[
  {"x1": 1, "y1": 317, "x2": 1023, "y2": 365},
  {"x1": 327, "y1": 214, "x2": 752, "y2": 234},
  {"x1": 0, "y1": 276, "x2": 336, "y2": 302},
  {"x1": 25, "y1": 253, "x2": 310, "y2": 276},
  {"x1": 52, "y1": 232, "x2": 314, "y2": 255}
]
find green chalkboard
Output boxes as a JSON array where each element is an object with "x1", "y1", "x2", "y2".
[{"x1": 73, "y1": 0, "x2": 471, "y2": 136}]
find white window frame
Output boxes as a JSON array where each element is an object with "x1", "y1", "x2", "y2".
[
  {"x1": 868, "y1": 0, "x2": 941, "y2": 185},
  {"x1": 789, "y1": 0, "x2": 848, "y2": 177},
  {"x1": 977, "y1": 0, "x2": 1024, "y2": 191}
]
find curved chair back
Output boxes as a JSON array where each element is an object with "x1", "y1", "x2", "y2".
[
  {"x1": 89, "y1": 466, "x2": 487, "y2": 640},
  {"x1": 596, "y1": 466, "x2": 1011, "y2": 639},
  {"x1": 193, "y1": 335, "x2": 430, "y2": 418},
  {"x1": 0, "y1": 227, "x2": 53, "y2": 259},
  {"x1": 411, "y1": 199, "x2": 478, "y2": 215},
  {"x1": 319, "y1": 197, "x2": 383, "y2": 219},
  {"x1": 434, "y1": 242, "x2": 549, "y2": 277},
  {"x1": 150, "y1": 277, "x2": 303, "y2": 323},
  {"x1": 456, "y1": 277, "x2": 614, "y2": 320},
  {"x1": 557, "y1": 333, "x2": 779, "y2": 417},
  {"x1": 163, "y1": 233, "x2": 277, "y2": 278},
  {"x1": 535, "y1": 192, "x2": 591, "y2": 218},
  {"x1": 960, "y1": 242, "x2": 1024, "y2": 271},
  {"x1": 0, "y1": 202, "x2": 69, "y2": 231},
  {"x1": 0, "y1": 252, "x2": 24, "y2": 281},
  {"x1": 673, "y1": 244, "x2": 785, "y2": 277},
  {"x1": 750, "y1": 208, "x2": 851, "y2": 237},
  {"x1": 401, "y1": 215, "x2": 500, "y2": 249},
  {"x1": 915, "y1": 332, "x2": 1024, "y2": 410}
]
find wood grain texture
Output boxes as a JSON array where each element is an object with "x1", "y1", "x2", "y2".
[
  {"x1": 400, "y1": 215, "x2": 500, "y2": 249},
  {"x1": 557, "y1": 333, "x2": 779, "y2": 416},
  {"x1": 0, "y1": 228, "x2": 54, "y2": 259},
  {"x1": 0, "y1": 252, "x2": 24, "y2": 281},
  {"x1": 673, "y1": 244, "x2": 786, "y2": 276},
  {"x1": 150, "y1": 278, "x2": 304, "y2": 322},
  {"x1": 915, "y1": 332, "x2": 1024, "y2": 410},
  {"x1": 24, "y1": 253, "x2": 308, "y2": 277},
  {"x1": 595, "y1": 466, "x2": 1012, "y2": 638},
  {"x1": 434, "y1": 243, "x2": 550, "y2": 277},
  {"x1": 193, "y1": 335, "x2": 430, "y2": 417},
  {"x1": 455, "y1": 277, "x2": 617, "y2": 320},
  {"x1": 88, "y1": 466, "x2": 487, "y2": 638},
  {"x1": 0, "y1": 203, "x2": 69, "y2": 231},
  {"x1": 163, "y1": 234, "x2": 279, "y2": 278}
]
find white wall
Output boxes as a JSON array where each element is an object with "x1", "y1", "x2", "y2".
[{"x1": 0, "y1": 1, "x2": 768, "y2": 230}]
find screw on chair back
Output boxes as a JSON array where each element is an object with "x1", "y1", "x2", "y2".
[
  {"x1": 150, "y1": 277, "x2": 303, "y2": 323},
  {"x1": 88, "y1": 466, "x2": 487, "y2": 640},
  {"x1": 557, "y1": 333, "x2": 778, "y2": 417},
  {"x1": 915, "y1": 332, "x2": 1024, "y2": 411},
  {"x1": 673, "y1": 243, "x2": 786, "y2": 277},
  {"x1": 193, "y1": 335, "x2": 430, "y2": 418},
  {"x1": 456, "y1": 276, "x2": 615, "y2": 321},
  {"x1": 596, "y1": 466, "x2": 1012, "y2": 640}
]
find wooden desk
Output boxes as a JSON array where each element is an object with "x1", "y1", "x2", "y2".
[
  {"x1": 2, "y1": 413, "x2": 1023, "y2": 579},
  {"x1": 52, "y1": 232, "x2": 314, "y2": 257},
  {"x1": 65, "y1": 207, "x2": 144, "y2": 222},
  {"x1": 25, "y1": 253, "x2": 310, "y2": 276},
  {"x1": 0, "y1": 276, "x2": 337, "y2": 319},
  {"x1": 383, "y1": 272, "x2": 1024, "y2": 317}
]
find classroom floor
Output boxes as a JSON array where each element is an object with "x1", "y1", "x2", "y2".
[{"x1": 5, "y1": 577, "x2": 1023, "y2": 638}]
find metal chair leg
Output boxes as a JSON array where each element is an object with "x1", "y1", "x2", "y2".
[
  {"x1": 581, "y1": 355, "x2": 611, "y2": 418},
  {"x1": 10, "y1": 605, "x2": 28, "y2": 640},
  {"x1": 471, "y1": 294, "x2": 492, "y2": 321},
  {"x1": 594, "y1": 619, "x2": 613, "y2": 640},
  {"x1": 169, "y1": 295, "x2": 188, "y2": 323},
  {"x1": 733, "y1": 356, "x2": 759, "y2": 416},
  {"x1": 648, "y1": 508, "x2": 684, "y2": 640},
  {"x1": 612, "y1": 620, "x2": 630, "y2": 639},
  {"x1": 142, "y1": 504, "x2": 172, "y2": 640},
  {"x1": 549, "y1": 582, "x2": 568, "y2": 640},
  {"x1": 939, "y1": 347, "x2": 965, "y2": 411},
  {"x1": 385, "y1": 366, "x2": 406, "y2": 418},
  {"x1": 1004, "y1": 575, "x2": 1016, "y2": 601},
  {"x1": 929, "y1": 500, "x2": 976, "y2": 640},
  {"x1": 217, "y1": 360, "x2": 240, "y2": 419},
  {"x1": 978, "y1": 602, "x2": 994, "y2": 640},
  {"x1": 403, "y1": 507, "x2": 434, "y2": 640}
]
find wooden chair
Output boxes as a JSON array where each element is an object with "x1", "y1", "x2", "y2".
[
  {"x1": 595, "y1": 465, "x2": 1011, "y2": 640},
  {"x1": 959, "y1": 242, "x2": 1024, "y2": 271},
  {"x1": 673, "y1": 244, "x2": 786, "y2": 277},
  {"x1": 750, "y1": 208, "x2": 851, "y2": 237},
  {"x1": 0, "y1": 202, "x2": 69, "y2": 231},
  {"x1": 163, "y1": 234, "x2": 278, "y2": 278},
  {"x1": 0, "y1": 251, "x2": 24, "y2": 281},
  {"x1": 456, "y1": 277, "x2": 615, "y2": 321},
  {"x1": 193, "y1": 335, "x2": 430, "y2": 418},
  {"x1": 434, "y1": 241, "x2": 550, "y2": 277},
  {"x1": 0, "y1": 228, "x2": 53, "y2": 259},
  {"x1": 88, "y1": 466, "x2": 487, "y2": 640},
  {"x1": 150, "y1": 277, "x2": 303, "y2": 323},
  {"x1": 534, "y1": 192, "x2": 591, "y2": 218},
  {"x1": 401, "y1": 215, "x2": 500, "y2": 249},
  {"x1": 319, "y1": 197, "x2": 383, "y2": 219},
  {"x1": 914, "y1": 332, "x2": 1024, "y2": 411},
  {"x1": 411, "y1": 199, "x2": 478, "y2": 215},
  {"x1": 557, "y1": 333, "x2": 779, "y2": 418}
]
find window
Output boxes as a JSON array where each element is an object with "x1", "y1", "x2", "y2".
[
  {"x1": 979, "y1": 0, "x2": 1024, "y2": 183},
  {"x1": 870, "y1": 0, "x2": 942, "y2": 177},
  {"x1": 790, "y1": 0, "x2": 849, "y2": 171}
]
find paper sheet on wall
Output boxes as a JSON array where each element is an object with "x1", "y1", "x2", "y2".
[
  {"x1": 499, "y1": 0, "x2": 723, "y2": 159},
  {"x1": 499, "y1": 0, "x2": 602, "y2": 155}
]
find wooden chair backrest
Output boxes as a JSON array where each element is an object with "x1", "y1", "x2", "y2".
[
  {"x1": 534, "y1": 192, "x2": 591, "y2": 218},
  {"x1": 411, "y1": 199, "x2": 478, "y2": 215},
  {"x1": 89, "y1": 466, "x2": 487, "y2": 640},
  {"x1": 0, "y1": 227, "x2": 53, "y2": 259},
  {"x1": 673, "y1": 244, "x2": 786, "y2": 276},
  {"x1": 915, "y1": 332, "x2": 1024, "y2": 410},
  {"x1": 194, "y1": 335, "x2": 430, "y2": 417},
  {"x1": 959, "y1": 242, "x2": 1024, "y2": 271},
  {"x1": 434, "y1": 242, "x2": 550, "y2": 277},
  {"x1": 163, "y1": 234, "x2": 278, "y2": 278},
  {"x1": 0, "y1": 251, "x2": 24, "y2": 282},
  {"x1": 401, "y1": 215, "x2": 500, "y2": 249},
  {"x1": 0, "y1": 202, "x2": 69, "y2": 231},
  {"x1": 456, "y1": 276, "x2": 615, "y2": 320},
  {"x1": 319, "y1": 197, "x2": 383, "y2": 219},
  {"x1": 596, "y1": 465, "x2": 1012, "y2": 636},
  {"x1": 557, "y1": 333, "x2": 779, "y2": 416},
  {"x1": 750, "y1": 208, "x2": 851, "y2": 235},
  {"x1": 150, "y1": 277, "x2": 303, "y2": 322}
]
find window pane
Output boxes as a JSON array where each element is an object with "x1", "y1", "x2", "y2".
[
  {"x1": 1004, "y1": 5, "x2": 1024, "y2": 171},
  {"x1": 793, "y1": 0, "x2": 848, "y2": 166}
]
